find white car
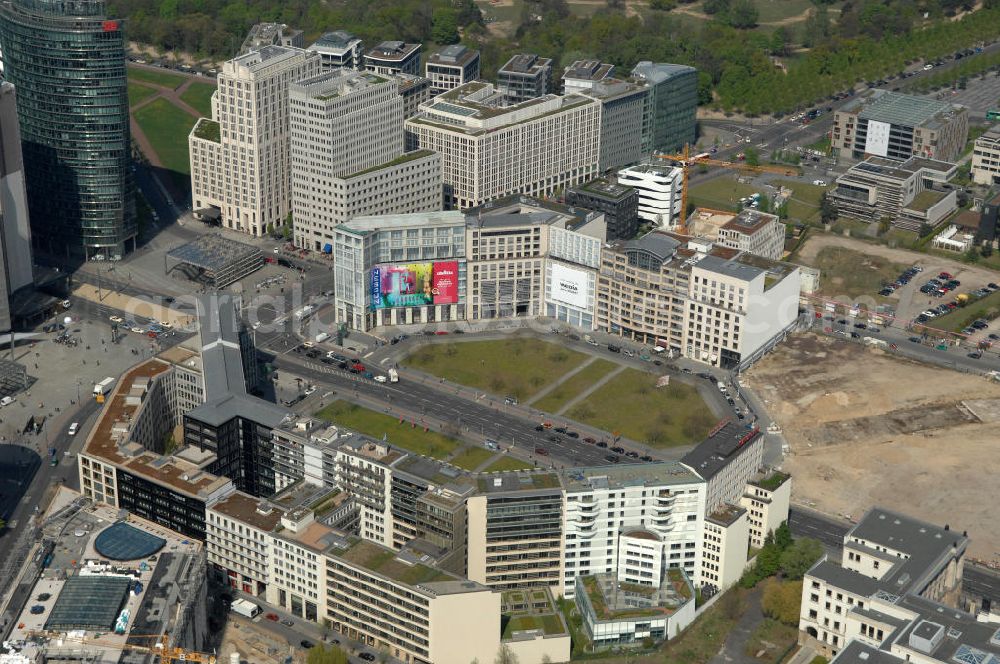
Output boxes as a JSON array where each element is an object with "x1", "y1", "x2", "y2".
[
  {"x1": 159, "y1": 321, "x2": 172, "y2": 329},
  {"x1": 0, "y1": 396, "x2": 15, "y2": 407},
  {"x1": 374, "y1": 375, "x2": 387, "y2": 383},
  {"x1": 68, "y1": 422, "x2": 79, "y2": 436},
  {"x1": 131, "y1": 326, "x2": 144, "y2": 334},
  {"x1": 304, "y1": 386, "x2": 316, "y2": 395},
  {"x1": 109, "y1": 315, "x2": 124, "y2": 324},
  {"x1": 812, "y1": 180, "x2": 826, "y2": 186},
  {"x1": 923, "y1": 64, "x2": 934, "y2": 70}
]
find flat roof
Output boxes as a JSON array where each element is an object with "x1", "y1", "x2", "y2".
[
  {"x1": 681, "y1": 422, "x2": 762, "y2": 481},
  {"x1": 500, "y1": 53, "x2": 551, "y2": 74},
  {"x1": 691, "y1": 253, "x2": 767, "y2": 281},
  {"x1": 466, "y1": 195, "x2": 601, "y2": 233},
  {"x1": 233, "y1": 45, "x2": 302, "y2": 71},
  {"x1": 209, "y1": 490, "x2": 285, "y2": 531},
  {"x1": 366, "y1": 41, "x2": 420, "y2": 61},
  {"x1": 848, "y1": 89, "x2": 965, "y2": 128},
  {"x1": 572, "y1": 178, "x2": 634, "y2": 200},
  {"x1": 476, "y1": 471, "x2": 562, "y2": 494},
  {"x1": 167, "y1": 234, "x2": 262, "y2": 273},
  {"x1": 831, "y1": 640, "x2": 905, "y2": 664},
  {"x1": 339, "y1": 210, "x2": 466, "y2": 236},
  {"x1": 560, "y1": 461, "x2": 701, "y2": 493},
  {"x1": 707, "y1": 504, "x2": 746, "y2": 527},
  {"x1": 330, "y1": 537, "x2": 484, "y2": 592},
  {"x1": 45, "y1": 576, "x2": 131, "y2": 631},
  {"x1": 428, "y1": 44, "x2": 478, "y2": 66},
  {"x1": 94, "y1": 522, "x2": 167, "y2": 561},
  {"x1": 722, "y1": 209, "x2": 780, "y2": 235},
  {"x1": 631, "y1": 61, "x2": 697, "y2": 84},
  {"x1": 291, "y1": 69, "x2": 390, "y2": 100}
]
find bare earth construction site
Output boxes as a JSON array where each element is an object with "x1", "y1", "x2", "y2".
[{"x1": 745, "y1": 333, "x2": 999, "y2": 561}]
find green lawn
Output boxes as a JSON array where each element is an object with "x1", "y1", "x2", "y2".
[
  {"x1": 405, "y1": 338, "x2": 588, "y2": 401},
  {"x1": 532, "y1": 359, "x2": 618, "y2": 413},
  {"x1": 805, "y1": 246, "x2": 908, "y2": 299},
  {"x1": 180, "y1": 81, "x2": 216, "y2": 117},
  {"x1": 688, "y1": 176, "x2": 762, "y2": 212},
  {"x1": 448, "y1": 446, "x2": 494, "y2": 471},
  {"x1": 127, "y1": 65, "x2": 187, "y2": 89},
  {"x1": 483, "y1": 456, "x2": 535, "y2": 472},
  {"x1": 925, "y1": 289, "x2": 1000, "y2": 333},
  {"x1": 772, "y1": 179, "x2": 827, "y2": 223},
  {"x1": 565, "y1": 369, "x2": 717, "y2": 447},
  {"x1": 128, "y1": 82, "x2": 158, "y2": 107},
  {"x1": 502, "y1": 613, "x2": 566, "y2": 638},
  {"x1": 133, "y1": 98, "x2": 197, "y2": 176},
  {"x1": 316, "y1": 401, "x2": 460, "y2": 459}
]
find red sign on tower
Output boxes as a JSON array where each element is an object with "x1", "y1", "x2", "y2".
[{"x1": 102, "y1": 20, "x2": 119, "y2": 31}]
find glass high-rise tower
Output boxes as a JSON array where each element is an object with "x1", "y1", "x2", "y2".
[{"x1": 0, "y1": 0, "x2": 136, "y2": 259}]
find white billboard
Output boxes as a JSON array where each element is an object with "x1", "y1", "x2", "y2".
[
  {"x1": 864, "y1": 119, "x2": 891, "y2": 157},
  {"x1": 549, "y1": 263, "x2": 589, "y2": 309}
]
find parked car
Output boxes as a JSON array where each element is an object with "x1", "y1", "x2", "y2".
[{"x1": 534, "y1": 447, "x2": 548, "y2": 456}]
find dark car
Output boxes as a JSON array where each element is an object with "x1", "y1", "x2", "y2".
[
  {"x1": 548, "y1": 435, "x2": 560, "y2": 443},
  {"x1": 607, "y1": 344, "x2": 621, "y2": 353},
  {"x1": 854, "y1": 322, "x2": 867, "y2": 329},
  {"x1": 566, "y1": 431, "x2": 579, "y2": 439},
  {"x1": 554, "y1": 426, "x2": 567, "y2": 434},
  {"x1": 909, "y1": 336, "x2": 922, "y2": 343},
  {"x1": 625, "y1": 451, "x2": 639, "y2": 459},
  {"x1": 596, "y1": 441, "x2": 608, "y2": 448},
  {"x1": 534, "y1": 425, "x2": 545, "y2": 432},
  {"x1": 850, "y1": 332, "x2": 861, "y2": 338},
  {"x1": 611, "y1": 446, "x2": 625, "y2": 454},
  {"x1": 535, "y1": 447, "x2": 549, "y2": 456},
  {"x1": 583, "y1": 437, "x2": 596, "y2": 444},
  {"x1": 299, "y1": 641, "x2": 314, "y2": 649},
  {"x1": 30, "y1": 605, "x2": 45, "y2": 615},
  {"x1": 640, "y1": 455, "x2": 653, "y2": 462},
  {"x1": 282, "y1": 619, "x2": 294, "y2": 626},
  {"x1": 37, "y1": 593, "x2": 51, "y2": 601},
  {"x1": 837, "y1": 319, "x2": 848, "y2": 325},
  {"x1": 605, "y1": 454, "x2": 621, "y2": 463},
  {"x1": 360, "y1": 655, "x2": 376, "y2": 662}
]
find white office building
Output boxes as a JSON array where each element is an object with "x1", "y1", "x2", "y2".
[
  {"x1": 189, "y1": 46, "x2": 321, "y2": 237},
  {"x1": 617, "y1": 163, "x2": 684, "y2": 228},
  {"x1": 971, "y1": 126, "x2": 1000, "y2": 186},
  {"x1": 308, "y1": 30, "x2": 363, "y2": 70},
  {"x1": 425, "y1": 45, "x2": 480, "y2": 96},
  {"x1": 406, "y1": 82, "x2": 601, "y2": 209},
  {"x1": 289, "y1": 69, "x2": 442, "y2": 252}
]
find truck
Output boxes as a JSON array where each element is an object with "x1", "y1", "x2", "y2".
[
  {"x1": 93, "y1": 377, "x2": 115, "y2": 403},
  {"x1": 230, "y1": 599, "x2": 261, "y2": 619},
  {"x1": 387, "y1": 368, "x2": 399, "y2": 383},
  {"x1": 294, "y1": 304, "x2": 316, "y2": 320}
]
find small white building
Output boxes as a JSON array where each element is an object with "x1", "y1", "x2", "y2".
[
  {"x1": 930, "y1": 224, "x2": 975, "y2": 252},
  {"x1": 617, "y1": 163, "x2": 683, "y2": 228},
  {"x1": 740, "y1": 471, "x2": 791, "y2": 549},
  {"x1": 700, "y1": 504, "x2": 749, "y2": 592}
]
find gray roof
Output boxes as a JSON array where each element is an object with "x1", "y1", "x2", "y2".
[
  {"x1": 186, "y1": 393, "x2": 288, "y2": 428},
  {"x1": 842, "y1": 89, "x2": 963, "y2": 128},
  {"x1": 631, "y1": 61, "x2": 697, "y2": 84},
  {"x1": 808, "y1": 559, "x2": 883, "y2": 597},
  {"x1": 831, "y1": 640, "x2": 904, "y2": 664},
  {"x1": 621, "y1": 232, "x2": 681, "y2": 264},
  {"x1": 500, "y1": 53, "x2": 551, "y2": 74},
  {"x1": 196, "y1": 294, "x2": 247, "y2": 401},
  {"x1": 895, "y1": 594, "x2": 1000, "y2": 661},
  {"x1": 681, "y1": 422, "x2": 762, "y2": 481},
  {"x1": 430, "y1": 44, "x2": 477, "y2": 65},
  {"x1": 312, "y1": 30, "x2": 357, "y2": 48},
  {"x1": 693, "y1": 254, "x2": 766, "y2": 281},
  {"x1": 560, "y1": 461, "x2": 701, "y2": 492}
]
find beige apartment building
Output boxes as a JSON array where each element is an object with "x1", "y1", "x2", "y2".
[
  {"x1": 406, "y1": 82, "x2": 601, "y2": 209},
  {"x1": 189, "y1": 46, "x2": 321, "y2": 237},
  {"x1": 206, "y1": 490, "x2": 284, "y2": 596},
  {"x1": 288, "y1": 69, "x2": 442, "y2": 252},
  {"x1": 700, "y1": 504, "x2": 749, "y2": 592},
  {"x1": 740, "y1": 471, "x2": 791, "y2": 549},
  {"x1": 971, "y1": 126, "x2": 1000, "y2": 185}
]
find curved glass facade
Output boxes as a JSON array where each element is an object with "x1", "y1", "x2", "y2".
[{"x1": 0, "y1": 0, "x2": 136, "y2": 258}]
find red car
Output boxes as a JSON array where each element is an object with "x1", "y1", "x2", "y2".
[{"x1": 266, "y1": 613, "x2": 279, "y2": 622}]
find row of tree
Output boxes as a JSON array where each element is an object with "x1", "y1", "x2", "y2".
[{"x1": 740, "y1": 522, "x2": 824, "y2": 588}]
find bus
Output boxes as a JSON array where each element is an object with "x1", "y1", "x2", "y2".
[{"x1": 987, "y1": 109, "x2": 1000, "y2": 121}]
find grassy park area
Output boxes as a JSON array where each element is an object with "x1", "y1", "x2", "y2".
[
  {"x1": 405, "y1": 338, "x2": 588, "y2": 401},
  {"x1": 316, "y1": 401, "x2": 460, "y2": 460},
  {"x1": 688, "y1": 176, "x2": 760, "y2": 212},
  {"x1": 127, "y1": 65, "x2": 187, "y2": 89},
  {"x1": 805, "y1": 246, "x2": 909, "y2": 299},
  {"x1": 532, "y1": 359, "x2": 618, "y2": 413},
  {"x1": 128, "y1": 82, "x2": 158, "y2": 107},
  {"x1": 180, "y1": 81, "x2": 216, "y2": 116},
  {"x1": 133, "y1": 98, "x2": 197, "y2": 176},
  {"x1": 772, "y1": 178, "x2": 827, "y2": 223},
  {"x1": 565, "y1": 369, "x2": 717, "y2": 447}
]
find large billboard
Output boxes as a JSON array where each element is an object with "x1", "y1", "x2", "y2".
[
  {"x1": 864, "y1": 119, "x2": 891, "y2": 157},
  {"x1": 370, "y1": 261, "x2": 459, "y2": 310},
  {"x1": 548, "y1": 262, "x2": 589, "y2": 309}
]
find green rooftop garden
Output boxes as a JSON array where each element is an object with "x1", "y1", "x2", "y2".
[
  {"x1": 336, "y1": 539, "x2": 453, "y2": 586},
  {"x1": 501, "y1": 588, "x2": 566, "y2": 639},
  {"x1": 502, "y1": 613, "x2": 566, "y2": 639},
  {"x1": 908, "y1": 189, "x2": 948, "y2": 212},
  {"x1": 347, "y1": 149, "x2": 435, "y2": 178},
  {"x1": 192, "y1": 119, "x2": 220, "y2": 143},
  {"x1": 582, "y1": 571, "x2": 692, "y2": 622},
  {"x1": 753, "y1": 471, "x2": 790, "y2": 492}
]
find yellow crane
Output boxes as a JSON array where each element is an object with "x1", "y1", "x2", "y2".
[
  {"x1": 655, "y1": 145, "x2": 800, "y2": 235},
  {"x1": 31, "y1": 631, "x2": 216, "y2": 663}
]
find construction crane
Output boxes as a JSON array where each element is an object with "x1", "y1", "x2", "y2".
[
  {"x1": 31, "y1": 631, "x2": 216, "y2": 663},
  {"x1": 654, "y1": 145, "x2": 800, "y2": 235}
]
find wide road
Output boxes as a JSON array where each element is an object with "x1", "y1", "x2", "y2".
[{"x1": 788, "y1": 507, "x2": 1000, "y2": 607}]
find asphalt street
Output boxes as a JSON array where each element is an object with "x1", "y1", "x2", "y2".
[{"x1": 788, "y1": 507, "x2": 1000, "y2": 607}]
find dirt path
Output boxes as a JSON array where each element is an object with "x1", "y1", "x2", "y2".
[{"x1": 672, "y1": 0, "x2": 822, "y2": 25}]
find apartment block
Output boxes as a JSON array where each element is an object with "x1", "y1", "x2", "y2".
[
  {"x1": 240, "y1": 22, "x2": 303, "y2": 53},
  {"x1": 364, "y1": 41, "x2": 421, "y2": 76},
  {"x1": 466, "y1": 196, "x2": 605, "y2": 325},
  {"x1": 426, "y1": 45, "x2": 480, "y2": 96},
  {"x1": 561, "y1": 59, "x2": 615, "y2": 95},
  {"x1": 559, "y1": 462, "x2": 705, "y2": 598},
  {"x1": 700, "y1": 504, "x2": 749, "y2": 592},
  {"x1": 267, "y1": 507, "x2": 328, "y2": 623},
  {"x1": 189, "y1": 46, "x2": 321, "y2": 237},
  {"x1": 496, "y1": 54, "x2": 553, "y2": 104},
  {"x1": 617, "y1": 163, "x2": 683, "y2": 228},
  {"x1": 397, "y1": 73, "x2": 432, "y2": 119},
  {"x1": 567, "y1": 178, "x2": 639, "y2": 241},
  {"x1": 206, "y1": 490, "x2": 284, "y2": 596},
  {"x1": 467, "y1": 475, "x2": 564, "y2": 591},
  {"x1": 682, "y1": 422, "x2": 765, "y2": 513},
  {"x1": 631, "y1": 62, "x2": 698, "y2": 154},
  {"x1": 971, "y1": 126, "x2": 1000, "y2": 185},
  {"x1": 406, "y1": 82, "x2": 601, "y2": 209},
  {"x1": 687, "y1": 208, "x2": 787, "y2": 261},
  {"x1": 271, "y1": 417, "x2": 345, "y2": 491},
  {"x1": 740, "y1": 471, "x2": 791, "y2": 549},
  {"x1": 798, "y1": 507, "x2": 968, "y2": 660},
  {"x1": 308, "y1": 30, "x2": 363, "y2": 70},
  {"x1": 289, "y1": 69, "x2": 442, "y2": 252},
  {"x1": 831, "y1": 89, "x2": 968, "y2": 162},
  {"x1": 830, "y1": 156, "x2": 958, "y2": 231}
]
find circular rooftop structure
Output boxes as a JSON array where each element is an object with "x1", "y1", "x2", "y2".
[{"x1": 94, "y1": 522, "x2": 166, "y2": 561}]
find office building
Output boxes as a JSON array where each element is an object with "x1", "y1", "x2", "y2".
[
  {"x1": 831, "y1": 90, "x2": 969, "y2": 162},
  {"x1": 271, "y1": 417, "x2": 346, "y2": 491},
  {"x1": 189, "y1": 46, "x2": 321, "y2": 237},
  {"x1": 332, "y1": 211, "x2": 466, "y2": 331},
  {"x1": 618, "y1": 163, "x2": 684, "y2": 228},
  {"x1": 397, "y1": 72, "x2": 432, "y2": 119},
  {"x1": 971, "y1": 126, "x2": 1000, "y2": 185},
  {"x1": 631, "y1": 62, "x2": 698, "y2": 154},
  {"x1": 207, "y1": 490, "x2": 285, "y2": 595},
  {"x1": 559, "y1": 463, "x2": 705, "y2": 598},
  {"x1": 581, "y1": 79, "x2": 650, "y2": 172},
  {"x1": 0, "y1": 81, "x2": 33, "y2": 331},
  {"x1": 288, "y1": 69, "x2": 442, "y2": 252},
  {"x1": 0, "y1": 0, "x2": 136, "y2": 259},
  {"x1": 308, "y1": 30, "x2": 363, "y2": 70},
  {"x1": 496, "y1": 54, "x2": 553, "y2": 103},
  {"x1": 829, "y1": 156, "x2": 958, "y2": 231},
  {"x1": 426, "y1": 45, "x2": 480, "y2": 96},
  {"x1": 701, "y1": 504, "x2": 749, "y2": 592},
  {"x1": 407, "y1": 82, "x2": 601, "y2": 209},
  {"x1": 561, "y1": 59, "x2": 615, "y2": 95},
  {"x1": 567, "y1": 178, "x2": 639, "y2": 241},
  {"x1": 240, "y1": 22, "x2": 303, "y2": 53},
  {"x1": 798, "y1": 507, "x2": 968, "y2": 660},
  {"x1": 466, "y1": 196, "x2": 605, "y2": 325},
  {"x1": 686, "y1": 208, "x2": 786, "y2": 261},
  {"x1": 364, "y1": 41, "x2": 421, "y2": 76},
  {"x1": 740, "y1": 470, "x2": 791, "y2": 549}
]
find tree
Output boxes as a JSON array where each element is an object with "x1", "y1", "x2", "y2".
[
  {"x1": 779, "y1": 538, "x2": 824, "y2": 580},
  {"x1": 918, "y1": 222, "x2": 933, "y2": 237},
  {"x1": 769, "y1": 27, "x2": 790, "y2": 56},
  {"x1": 762, "y1": 579, "x2": 804, "y2": 625},
  {"x1": 727, "y1": 0, "x2": 759, "y2": 28},
  {"x1": 306, "y1": 644, "x2": 348, "y2": 664},
  {"x1": 773, "y1": 522, "x2": 792, "y2": 550},
  {"x1": 649, "y1": 0, "x2": 677, "y2": 9},
  {"x1": 494, "y1": 644, "x2": 519, "y2": 664},
  {"x1": 432, "y1": 8, "x2": 460, "y2": 44},
  {"x1": 703, "y1": 0, "x2": 730, "y2": 13},
  {"x1": 820, "y1": 193, "x2": 838, "y2": 225},
  {"x1": 744, "y1": 146, "x2": 760, "y2": 167}
]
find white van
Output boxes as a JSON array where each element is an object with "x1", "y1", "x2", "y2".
[
  {"x1": 315, "y1": 332, "x2": 330, "y2": 343},
  {"x1": 0, "y1": 396, "x2": 14, "y2": 407},
  {"x1": 68, "y1": 422, "x2": 79, "y2": 436}
]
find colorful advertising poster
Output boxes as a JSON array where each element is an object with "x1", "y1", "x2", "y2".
[{"x1": 371, "y1": 261, "x2": 460, "y2": 309}]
